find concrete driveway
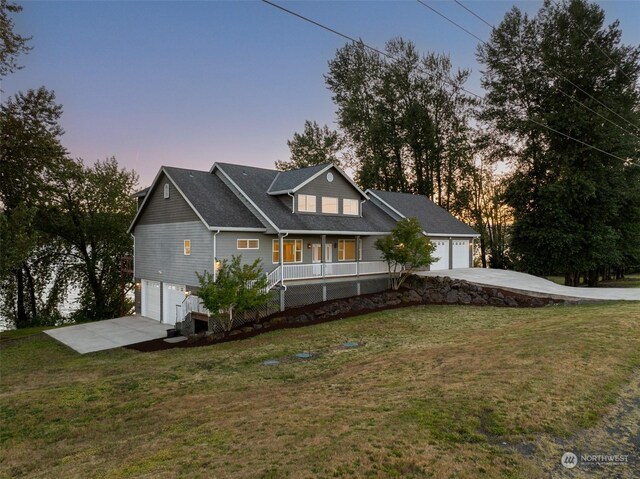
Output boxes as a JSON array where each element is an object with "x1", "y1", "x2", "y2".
[
  {"x1": 45, "y1": 316, "x2": 171, "y2": 354},
  {"x1": 417, "y1": 269, "x2": 640, "y2": 301}
]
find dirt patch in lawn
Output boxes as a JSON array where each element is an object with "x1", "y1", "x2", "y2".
[{"x1": 510, "y1": 369, "x2": 640, "y2": 478}]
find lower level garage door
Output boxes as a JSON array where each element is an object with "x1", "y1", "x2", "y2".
[
  {"x1": 142, "y1": 280, "x2": 161, "y2": 321},
  {"x1": 162, "y1": 283, "x2": 185, "y2": 326},
  {"x1": 452, "y1": 240, "x2": 470, "y2": 268},
  {"x1": 430, "y1": 239, "x2": 450, "y2": 271}
]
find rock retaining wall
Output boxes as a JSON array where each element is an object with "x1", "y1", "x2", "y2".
[{"x1": 181, "y1": 274, "x2": 580, "y2": 340}]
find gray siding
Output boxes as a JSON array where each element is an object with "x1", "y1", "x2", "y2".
[
  {"x1": 134, "y1": 221, "x2": 213, "y2": 286},
  {"x1": 360, "y1": 235, "x2": 385, "y2": 261},
  {"x1": 138, "y1": 172, "x2": 200, "y2": 225},
  {"x1": 214, "y1": 232, "x2": 384, "y2": 271},
  {"x1": 296, "y1": 167, "x2": 361, "y2": 215},
  {"x1": 215, "y1": 232, "x2": 278, "y2": 273}
]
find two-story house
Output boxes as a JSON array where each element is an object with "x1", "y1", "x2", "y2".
[{"x1": 128, "y1": 162, "x2": 478, "y2": 324}]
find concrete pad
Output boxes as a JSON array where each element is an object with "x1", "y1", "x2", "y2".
[
  {"x1": 417, "y1": 269, "x2": 640, "y2": 301},
  {"x1": 45, "y1": 316, "x2": 174, "y2": 354}
]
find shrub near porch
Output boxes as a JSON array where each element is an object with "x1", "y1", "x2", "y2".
[{"x1": 1, "y1": 302, "x2": 639, "y2": 478}]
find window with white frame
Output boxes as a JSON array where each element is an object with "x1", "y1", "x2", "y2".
[
  {"x1": 272, "y1": 239, "x2": 302, "y2": 263},
  {"x1": 298, "y1": 194, "x2": 316, "y2": 213},
  {"x1": 343, "y1": 198, "x2": 359, "y2": 215},
  {"x1": 237, "y1": 239, "x2": 259, "y2": 250},
  {"x1": 338, "y1": 239, "x2": 356, "y2": 261},
  {"x1": 322, "y1": 196, "x2": 338, "y2": 214},
  {"x1": 164, "y1": 183, "x2": 170, "y2": 199},
  {"x1": 183, "y1": 239, "x2": 191, "y2": 255}
]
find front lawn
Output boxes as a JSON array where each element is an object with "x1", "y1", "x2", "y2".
[{"x1": 1, "y1": 302, "x2": 639, "y2": 478}]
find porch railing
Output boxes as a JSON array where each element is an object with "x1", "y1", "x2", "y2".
[{"x1": 280, "y1": 260, "x2": 389, "y2": 281}]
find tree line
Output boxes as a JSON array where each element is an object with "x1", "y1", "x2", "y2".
[
  {"x1": 0, "y1": 2, "x2": 138, "y2": 328},
  {"x1": 277, "y1": 0, "x2": 640, "y2": 284}
]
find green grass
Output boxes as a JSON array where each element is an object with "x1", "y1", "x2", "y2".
[
  {"x1": 0, "y1": 325, "x2": 56, "y2": 342},
  {"x1": 1, "y1": 302, "x2": 639, "y2": 478},
  {"x1": 545, "y1": 273, "x2": 640, "y2": 288}
]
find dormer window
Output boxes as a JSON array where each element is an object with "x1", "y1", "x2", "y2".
[
  {"x1": 298, "y1": 194, "x2": 316, "y2": 213},
  {"x1": 163, "y1": 183, "x2": 170, "y2": 199},
  {"x1": 321, "y1": 196, "x2": 338, "y2": 214},
  {"x1": 343, "y1": 198, "x2": 359, "y2": 215}
]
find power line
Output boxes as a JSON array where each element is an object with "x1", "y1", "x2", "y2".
[
  {"x1": 445, "y1": 0, "x2": 640, "y2": 135},
  {"x1": 548, "y1": 0, "x2": 636, "y2": 84},
  {"x1": 261, "y1": 0, "x2": 632, "y2": 164},
  {"x1": 261, "y1": 0, "x2": 391, "y2": 60}
]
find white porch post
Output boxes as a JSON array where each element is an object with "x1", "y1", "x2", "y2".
[
  {"x1": 356, "y1": 235, "x2": 361, "y2": 276},
  {"x1": 321, "y1": 234, "x2": 326, "y2": 278}
]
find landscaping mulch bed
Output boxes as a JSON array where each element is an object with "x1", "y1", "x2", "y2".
[{"x1": 125, "y1": 291, "x2": 419, "y2": 353}]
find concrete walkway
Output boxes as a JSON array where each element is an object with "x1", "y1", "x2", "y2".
[
  {"x1": 45, "y1": 316, "x2": 172, "y2": 354},
  {"x1": 417, "y1": 269, "x2": 640, "y2": 301}
]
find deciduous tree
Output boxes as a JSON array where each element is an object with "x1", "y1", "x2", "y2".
[{"x1": 375, "y1": 218, "x2": 435, "y2": 290}]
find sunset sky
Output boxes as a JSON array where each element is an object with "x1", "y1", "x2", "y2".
[{"x1": 4, "y1": 1, "x2": 639, "y2": 187}]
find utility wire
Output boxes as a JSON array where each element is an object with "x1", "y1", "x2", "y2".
[
  {"x1": 548, "y1": 0, "x2": 636, "y2": 84},
  {"x1": 445, "y1": 0, "x2": 640, "y2": 135},
  {"x1": 261, "y1": 0, "x2": 632, "y2": 164}
]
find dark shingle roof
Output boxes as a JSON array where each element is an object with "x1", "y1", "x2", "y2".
[
  {"x1": 132, "y1": 187, "x2": 149, "y2": 198},
  {"x1": 368, "y1": 189, "x2": 478, "y2": 236},
  {"x1": 216, "y1": 163, "x2": 397, "y2": 233},
  {"x1": 163, "y1": 167, "x2": 265, "y2": 229},
  {"x1": 267, "y1": 164, "x2": 330, "y2": 193}
]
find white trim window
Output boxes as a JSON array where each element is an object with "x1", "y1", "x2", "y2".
[
  {"x1": 237, "y1": 239, "x2": 259, "y2": 250},
  {"x1": 183, "y1": 239, "x2": 191, "y2": 255},
  {"x1": 343, "y1": 198, "x2": 359, "y2": 215},
  {"x1": 338, "y1": 239, "x2": 356, "y2": 261},
  {"x1": 322, "y1": 196, "x2": 338, "y2": 214},
  {"x1": 272, "y1": 239, "x2": 302, "y2": 263},
  {"x1": 163, "y1": 183, "x2": 170, "y2": 199},
  {"x1": 298, "y1": 194, "x2": 316, "y2": 213}
]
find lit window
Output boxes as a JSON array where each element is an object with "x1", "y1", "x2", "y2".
[
  {"x1": 338, "y1": 239, "x2": 356, "y2": 261},
  {"x1": 237, "y1": 239, "x2": 259, "y2": 250},
  {"x1": 272, "y1": 239, "x2": 302, "y2": 263},
  {"x1": 322, "y1": 196, "x2": 338, "y2": 214},
  {"x1": 298, "y1": 194, "x2": 316, "y2": 213},
  {"x1": 184, "y1": 239, "x2": 191, "y2": 255},
  {"x1": 343, "y1": 198, "x2": 359, "y2": 215},
  {"x1": 164, "y1": 183, "x2": 170, "y2": 199}
]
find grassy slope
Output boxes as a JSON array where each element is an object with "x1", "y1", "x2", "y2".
[
  {"x1": 545, "y1": 273, "x2": 640, "y2": 288},
  {"x1": 1, "y1": 303, "x2": 639, "y2": 479}
]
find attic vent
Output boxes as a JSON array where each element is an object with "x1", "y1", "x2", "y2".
[{"x1": 164, "y1": 183, "x2": 170, "y2": 199}]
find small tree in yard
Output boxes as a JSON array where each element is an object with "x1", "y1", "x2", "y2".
[
  {"x1": 375, "y1": 218, "x2": 436, "y2": 290},
  {"x1": 196, "y1": 256, "x2": 269, "y2": 334}
]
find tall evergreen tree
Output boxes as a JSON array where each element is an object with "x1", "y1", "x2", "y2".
[
  {"x1": 478, "y1": 0, "x2": 640, "y2": 284},
  {"x1": 325, "y1": 38, "x2": 477, "y2": 208}
]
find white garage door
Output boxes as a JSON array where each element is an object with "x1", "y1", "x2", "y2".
[
  {"x1": 452, "y1": 240, "x2": 470, "y2": 269},
  {"x1": 162, "y1": 283, "x2": 185, "y2": 326},
  {"x1": 430, "y1": 239, "x2": 450, "y2": 271},
  {"x1": 142, "y1": 280, "x2": 161, "y2": 321}
]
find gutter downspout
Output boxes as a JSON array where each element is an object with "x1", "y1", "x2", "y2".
[
  {"x1": 288, "y1": 192, "x2": 295, "y2": 213},
  {"x1": 213, "y1": 230, "x2": 221, "y2": 282}
]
